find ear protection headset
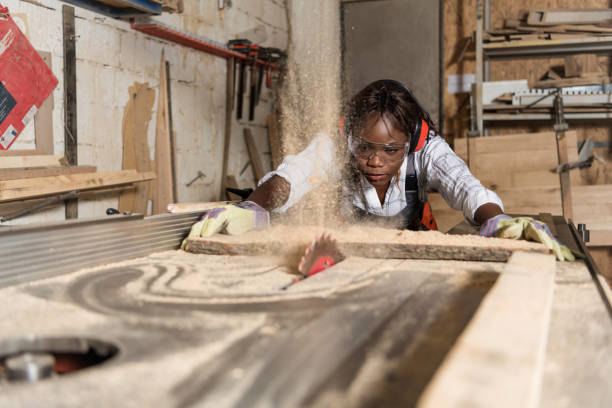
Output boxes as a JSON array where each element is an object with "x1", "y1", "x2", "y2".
[{"x1": 339, "y1": 79, "x2": 433, "y2": 154}]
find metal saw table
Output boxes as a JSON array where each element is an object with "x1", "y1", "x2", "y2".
[{"x1": 0, "y1": 213, "x2": 610, "y2": 407}]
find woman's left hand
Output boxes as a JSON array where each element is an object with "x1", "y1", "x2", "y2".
[{"x1": 479, "y1": 215, "x2": 575, "y2": 261}]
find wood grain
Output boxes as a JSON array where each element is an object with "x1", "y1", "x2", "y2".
[
  {"x1": 0, "y1": 165, "x2": 96, "y2": 181},
  {"x1": 0, "y1": 170, "x2": 155, "y2": 202},
  {"x1": 153, "y1": 50, "x2": 174, "y2": 214},
  {"x1": 0, "y1": 155, "x2": 63, "y2": 169},
  {"x1": 185, "y1": 225, "x2": 548, "y2": 262},
  {"x1": 418, "y1": 251, "x2": 556, "y2": 408},
  {"x1": 119, "y1": 82, "x2": 155, "y2": 214}
]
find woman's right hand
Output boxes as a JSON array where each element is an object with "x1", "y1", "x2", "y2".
[{"x1": 180, "y1": 201, "x2": 270, "y2": 250}]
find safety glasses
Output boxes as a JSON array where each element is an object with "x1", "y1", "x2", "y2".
[{"x1": 349, "y1": 136, "x2": 409, "y2": 162}]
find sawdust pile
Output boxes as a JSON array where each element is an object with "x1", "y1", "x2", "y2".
[{"x1": 278, "y1": 0, "x2": 345, "y2": 227}]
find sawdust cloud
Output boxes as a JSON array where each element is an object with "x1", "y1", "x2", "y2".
[{"x1": 277, "y1": 0, "x2": 347, "y2": 228}]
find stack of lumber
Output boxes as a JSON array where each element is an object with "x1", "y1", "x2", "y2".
[
  {"x1": 485, "y1": 8, "x2": 612, "y2": 42},
  {"x1": 453, "y1": 131, "x2": 612, "y2": 245},
  {"x1": 0, "y1": 154, "x2": 155, "y2": 218}
]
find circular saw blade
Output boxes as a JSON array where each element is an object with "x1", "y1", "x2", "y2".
[{"x1": 297, "y1": 233, "x2": 345, "y2": 277}]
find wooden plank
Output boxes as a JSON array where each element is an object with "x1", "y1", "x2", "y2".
[
  {"x1": 152, "y1": 50, "x2": 174, "y2": 214},
  {"x1": 267, "y1": 114, "x2": 282, "y2": 169},
  {"x1": 587, "y1": 229, "x2": 612, "y2": 246},
  {"x1": 220, "y1": 57, "x2": 235, "y2": 200},
  {"x1": 119, "y1": 82, "x2": 155, "y2": 214},
  {"x1": 0, "y1": 170, "x2": 155, "y2": 203},
  {"x1": 0, "y1": 155, "x2": 63, "y2": 169},
  {"x1": 34, "y1": 51, "x2": 54, "y2": 155},
  {"x1": 165, "y1": 61, "x2": 178, "y2": 203},
  {"x1": 428, "y1": 193, "x2": 464, "y2": 233},
  {"x1": 0, "y1": 165, "x2": 96, "y2": 181},
  {"x1": 63, "y1": 5, "x2": 78, "y2": 220},
  {"x1": 0, "y1": 185, "x2": 133, "y2": 218},
  {"x1": 167, "y1": 201, "x2": 232, "y2": 213},
  {"x1": 418, "y1": 252, "x2": 556, "y2": 408},
  {"x1": 185, "y1": 225, "x2": 549, "y2": 262},
  {"x1": 467, "y1": 131, "x2": 559, "y2": 154},
  {"x1": 243, "y1": 128, "x2": 264, "y2": 183},
  {"x1": 494, "y1": 187, "x2": 563, "y2": 215},
  {"x1": 527, "y1": 9, "x2": 612, "y2": 26}
]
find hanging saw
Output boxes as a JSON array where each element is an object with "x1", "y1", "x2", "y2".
[{"x1": 281, "y1": 233, "x2": 345, "y2": 290}]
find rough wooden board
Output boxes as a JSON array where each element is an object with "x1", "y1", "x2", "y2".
[
  {"x1": 540, "y1": 261, "x2": 612, "y2": 407},
  {"x1": 0, "y1": 165, "x2": 96, "y2": 181},
  {"x1": 418, "y1": 252, "x2": 556, "y2": 408},
  {"x1": 34, "y1": 51, "x2": 54, "y2": 155},
  {"x1": 587, "y1": 229, "x2": 612, "y2": 246},
  {"x1": 185, "y1": 225, "x2": 549, "y2": 262},
  {"x1": 243, "y1": 128, "x2": 264, "y2": 184},
  {"x1": 167, "y1": 201, "x2": 233, "y2": 213},
  {"x1": 220, "y1": 57, "x2": 235, "y2": 200},
  {"x1": 267, "y1": 114, "x2": 282, "y2": 169},
  {"x1": 0, "y1": 170, "x2": 155, "y2": 202},
  {"x1": 119, "y1": 82, "x2": 155, "y2": 215},
  {"x1": 0, "y1": 155, "x2": 63, "y2": 169},
  {"x1": 0, "y1": 185, "x2": 133, "y2": 217},
  {"x1": 153, "y1": 50, "x2": 174, "y2": 214}
]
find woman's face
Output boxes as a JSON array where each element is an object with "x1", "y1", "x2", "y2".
[{"x1": 354, "y1": 113, "x2": 409, "y2": 189}]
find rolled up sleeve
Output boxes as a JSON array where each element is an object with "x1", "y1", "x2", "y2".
[{"x1": 258, "y1": 133, "x2": 336, "y2": 213}]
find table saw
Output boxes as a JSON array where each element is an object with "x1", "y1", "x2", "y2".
[{"x1": 0, "y1": 212, "x2": 610, "y2": 407}]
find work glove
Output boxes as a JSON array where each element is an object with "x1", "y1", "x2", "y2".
[
  {"x1": 181, "y1": 201, "x2": 270, "y2": 250},
  {"x1": 479, "y1": 214, "x2": 575, "y2": 261}
]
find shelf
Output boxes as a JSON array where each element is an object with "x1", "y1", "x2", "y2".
[
  {"x1": 484, "y1": 35, "x2": 612, "y2": 59},
  {"x1": 484, "y1": 112, "x2": 612, "y2": 121},
  {"x1": 61, "y1": 0, "x2": 162, "y2": 18}
]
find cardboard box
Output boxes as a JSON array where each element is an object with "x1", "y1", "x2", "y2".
[{"x1": 0, "y1": 5, "x2": 58, "y2": 150}]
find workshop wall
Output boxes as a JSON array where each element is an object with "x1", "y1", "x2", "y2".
[{"x1": 2, "y1": 0, "x2": 288, "y2": 224}]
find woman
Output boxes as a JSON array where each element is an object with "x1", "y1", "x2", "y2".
[{"x1": 184, "y1": 80, "x2": 573, "y2": 260}]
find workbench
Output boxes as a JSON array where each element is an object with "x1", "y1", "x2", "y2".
[{"x1": 0, "y1": 214, "x2": 610, "y2": 407}]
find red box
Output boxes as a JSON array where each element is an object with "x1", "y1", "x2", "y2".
[{"x1": 0, "y1": 5, "x2": 58, "y2": 150}]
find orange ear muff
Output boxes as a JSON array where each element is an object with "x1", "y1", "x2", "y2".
[{"x1": 410, "y1": 119, "x2": 428, "y2": 153}]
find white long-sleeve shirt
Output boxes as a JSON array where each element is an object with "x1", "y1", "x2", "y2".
[{"x1": 258, "y1": 131, "x2": 503, "y2": 225}]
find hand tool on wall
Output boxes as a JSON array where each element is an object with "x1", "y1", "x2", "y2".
[
  {"x1": 186, "y1": 171, "x2": 205, "y2": 187},
  {"x1": 247, "y1": 44, "x2": 260, "y2": 121},
  {"x1": 282, "y1": 233, "x2": 345, "y2": 290},
  {"x1": 228, "y1": 39, "x2": 252, "y2": 120}
]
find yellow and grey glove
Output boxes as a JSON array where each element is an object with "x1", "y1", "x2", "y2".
[
  {"x1": 181, "y1": 201, "x2": 269, "y2": 250},
  {"x1": 480, "y1": 215, "x2": 575, "y2": 261}
]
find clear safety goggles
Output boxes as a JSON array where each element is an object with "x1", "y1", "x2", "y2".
[{"x1": 349, "y1": 136, "x2": 409, "y2": 162}]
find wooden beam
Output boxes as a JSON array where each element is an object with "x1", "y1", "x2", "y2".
[
  {"x1": 267, "y1": 114, "x2": 282, "y2": 169},
  {"x1": 0, "y1": 165, "x2": 96, "y2": 181},
  {"x1": 220, "y1": 57, "x2": 235, "y2": 200},
  {"x1": 243, "y1": 128, "x2": 264, "y2": 183},
  {"x1": 418, "y1": 252, "x2": 556, "y2": 408},
  {"x1": 152, "y1": 50, "x2": 174, "y2": 214},
  {"x1": 63, "y1": 5, "x2": 78, "y2": 219},
  {"x1": 0, "y1": 170, "x2": 155, "y2": 203},
  {"x1": 119, "y1": 82, "x2": 155, "y2": 214},
  {"x1": 0, "y1": 155, "x2": 63, "y2": 169},
  {"x1": 34, "y1": 51, "x2": 54, "y2": 155}
]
